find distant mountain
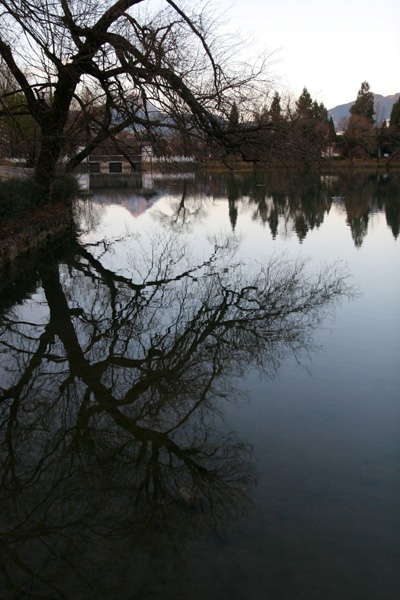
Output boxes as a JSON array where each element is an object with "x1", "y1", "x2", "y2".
[{"x1": 328, "y1": 93, "x2": 400, "y2": 129}]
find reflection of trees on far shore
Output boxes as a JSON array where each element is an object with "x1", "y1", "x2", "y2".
[
  {"x1": 151, "y1": 171, "x2": 400, "y2": 246},
  {"x1": 80, "y1": 171, "x2": 399, "y2": 247},
  {"x1": 0, "y1": 231, "x2": 353, "y2": 598},
  {"x1": 247, "y1": 172, "x2": 332, "y2": 242},
  {"x1": 248, "y1": 171, "x2": 400, "y2": 246},
  {"x1": 333, "y1": 172, "x2": 400, "y2": 247}
]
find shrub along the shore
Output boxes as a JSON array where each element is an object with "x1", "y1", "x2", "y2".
[{"x1": 0, "y1": 175, "x2": 80, "y2": 220}]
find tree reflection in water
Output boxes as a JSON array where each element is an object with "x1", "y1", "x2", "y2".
[{"x1": 0, "y1": 232, "x2": 353, "y2": 599}]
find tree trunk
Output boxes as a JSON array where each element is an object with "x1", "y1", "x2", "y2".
[
  {"x1": 34, "y1": 129, "x2": 63, "y2": 201},
  {"x1": 34, "y1": 69, "x2": 78, "y2": 200}
]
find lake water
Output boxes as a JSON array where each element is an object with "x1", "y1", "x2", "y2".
[{"x1": 0, "y1": 170, "x2": 399, "y2": 599}]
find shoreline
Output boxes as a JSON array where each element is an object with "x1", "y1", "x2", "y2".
[
  {"x1": 0, "y1": 204, "x2": 75, "y2": 287},
  {"x1": 198, "y1": 157, "x2": 400, "y2": 173}
]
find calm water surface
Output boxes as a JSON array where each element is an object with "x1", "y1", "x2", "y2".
[{"x1": 0, "y1": 170, "x2": 399, "y2": 599}]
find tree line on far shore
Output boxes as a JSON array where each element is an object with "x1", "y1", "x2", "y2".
[{"x1": 214, "y1": 81, "x2": 400, "y2": 167}]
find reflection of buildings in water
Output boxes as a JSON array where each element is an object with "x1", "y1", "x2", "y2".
[
  {"x1": 87, "y1": 171, "x2": 197, "y2": 218},
  {"x1": 76, "y1": 172, "x2": 90, "y2": 191},
  {"x1": 142, "y1": 170, "x2": 196, "y2": 188},
  {"x1": 88, "y1": 173, "x2": 143, "y2": 190},
  {"x1": 320, "y1": 174, "x2": 339, "y2": 187},
  {"x1": 85, "y1": 171, "x2": 196, "y2": 192},
  {"x1": 141, "y1": 171, "x2": 153, "y2": 190}
]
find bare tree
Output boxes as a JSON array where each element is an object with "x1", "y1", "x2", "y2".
[{"x1": 0, "y1": 0, "x2": 269, "y2": 196}]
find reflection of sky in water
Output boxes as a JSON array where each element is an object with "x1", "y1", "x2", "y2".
[{"x1": 0, "y1": 290, "x2": 49, "y2": 390}]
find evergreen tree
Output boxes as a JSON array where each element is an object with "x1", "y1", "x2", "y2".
[
  {"x1": 269, "y1": 92, "x2": 282, "y2": 123},
  {"x1": 296, "y1": 87, "x2": 313, "y2": 119},
  {"x1": 312, "y1": 100, "x2": 328, "y2": 122},
  {"x1": 389, "y1": 97, "x2": 400, "y2": 128},
  {"x1": 258, "y1": 104, "x2": 269, "y2": 124},
  {"x1": 290, "y1": 88, "x2": 331, "y2": 166},
  {"x1": 350, "y1": 81, "x2": 375, "y2": 124},
  {"x1": 387, "y1": 96, "x2": 400, "y2": 158},
  {"x1": 328, "y1": 116, "x2": 337, "y2": 142},
  {"x1": 228, "y1": 102, "x2": 239, "y2": 128}
]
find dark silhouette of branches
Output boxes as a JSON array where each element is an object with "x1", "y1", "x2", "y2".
[{"x1": 0, "y1": 232, "x2": 353, "y2": 598}]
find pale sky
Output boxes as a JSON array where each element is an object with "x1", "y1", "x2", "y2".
[{"x1": 218, "y1": 0, "x2": 399, "y2": 109}]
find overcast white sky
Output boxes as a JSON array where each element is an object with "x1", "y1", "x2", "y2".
[{"x1": 217, "y1": 0, "x2": 399, "y2": 109}]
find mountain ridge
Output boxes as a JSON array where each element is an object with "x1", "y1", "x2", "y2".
[{"x1": 328, "y1": 93, "x2": 400, "y2": 129}]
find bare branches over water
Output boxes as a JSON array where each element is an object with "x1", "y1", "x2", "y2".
[{"x1": 0, "y1": 233, "x2": 354, "y2": 598}]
